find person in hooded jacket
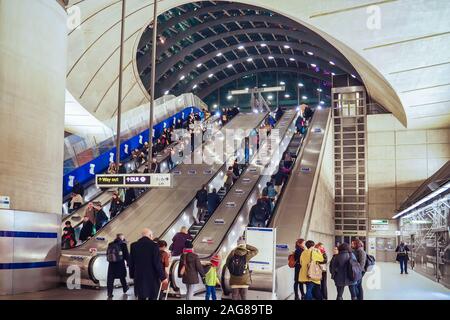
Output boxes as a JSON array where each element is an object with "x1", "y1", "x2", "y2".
[
  {"x1": 329, "y1": 242, "x2": 358, "y2": 300},
  {"x1": 293, "y1": 238, "x2": 306, "y2": 300},
  {"x1": 226, "y1": 238, "x2": 259, "y2": 300},
  {"x1": 248, "y1": 197, "x2": 270, "y2": 227},
  {"x1": 178, "y1": 240, "x2": 205, "y2": 300},
  {"x1": 107, "y1": 233, "x2": 130, "y2": 299}
]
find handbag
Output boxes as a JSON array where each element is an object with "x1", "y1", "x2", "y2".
[{"x1": 307, "y1": 249, "x2": 323, "y2": 281}]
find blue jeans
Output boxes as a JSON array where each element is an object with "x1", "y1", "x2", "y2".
[
  {"x1": 305, "y1": 282, "x2": 320, "y2": 300},
  {"x1": 205, "y1": 286, "x2": 217, "y2": 300},
  {"x1": 399, "y1": 258, "x2": 408, "y2": 273}
]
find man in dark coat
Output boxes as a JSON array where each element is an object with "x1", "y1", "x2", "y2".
[
  {"x1": 72, "y1": 181, "x2": 84, "y2": 197},
  {"x1": 129, "y1": 228, "x2": 167, "y2": 300},
  {"x1": 195, "y1": 184, "x2": 208, "y2": 223},
  {"x1": 107, "y1": 233, "x2": 129, "y2": 298},
  {"x1": 248, "y1": 198, "x2": 270, "y2": 227},
  {"x1": 207, "y1": 188, "x2": 221, "y2": 215}
]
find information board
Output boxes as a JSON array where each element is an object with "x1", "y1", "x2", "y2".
[
  {"x1": 95, "y1": 174, "x2": 173, "y2": 188},
  {"x1": 245, "y1": 227, "x2": 276, "y2": 273}
]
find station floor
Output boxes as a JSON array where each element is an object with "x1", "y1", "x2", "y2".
[{"x1": 1, "y1": 263, "x2": 449, "y2": 300}]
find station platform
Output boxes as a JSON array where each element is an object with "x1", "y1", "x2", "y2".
[{"x1": 1, "y1": 263, "x2": 448, "y2": 300}]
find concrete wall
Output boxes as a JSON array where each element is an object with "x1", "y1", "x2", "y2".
[
  {"x1": 307, "y1": 119, "x2": 335, "y2": 253},
  {"x1": 367, "y1": 114, "x2": 450, "y2": 220}
]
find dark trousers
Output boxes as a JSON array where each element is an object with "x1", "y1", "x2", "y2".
[
  {"x1": 107, "y1": 275, "x2": 127, "y2": 296},
  {"x1": 293, "y1": 268, "x2": 305, "y2": 299},
  {"x1": 354, "y1": 272, "x2": 365, "y2": 300},
  {"x1": 231, "y1": 288, "x2": 247, "y2": 300},
  {"x1": 399, "y1": 258, "x2": 408, "y2": 273},
  {"x1": 320, "y1": 272, "x2": 328, "y2": 300},
  {"x1": 336, "y1": 285, "x2": 357, "y2": 300}
]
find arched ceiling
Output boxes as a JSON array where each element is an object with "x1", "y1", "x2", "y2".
[{"x1": 65, "y1": 0, "x2": 450, "y2": 129}]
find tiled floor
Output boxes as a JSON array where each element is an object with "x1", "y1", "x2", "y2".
[{"x1": 1, "y1": 263, "x2": 449, "y2": 300}]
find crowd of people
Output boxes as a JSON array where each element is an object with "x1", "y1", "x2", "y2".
[{"x1": 289, "y1": 238, "x2": 375, "y2": 300}]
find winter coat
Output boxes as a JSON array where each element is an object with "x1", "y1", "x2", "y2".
[
  {"x1": 294, "y1": 247, "x2": 303, "y2": 272},
  {"x1": 124, "y1": 188, "x2": 136, "y2": 206},
  {"x1": 84, "y1": 207, "x2": 96, "y2": 224},
  {"x1": 395, "y1": 244, "x2": 410, "y2": 261},
  {"x1": 129, "y1": 237, "x2": 166, "y2": 300},
  {"x1": 248, "y1": 199, "x2": 270, "y2": 227},
  {"x1": 178, "y1": 251, "x2": 205, "y2": 285},
  {"x1": 299, "y1": 248, "x2": 324, "y2": 284},
  {"x1": 226, "y1": 244, "x2": 259, "y2": 287},
  {"x1": 109, "y1": 199, "x2": 123, "y2": 219},
  {"x1": 204, "y1": 264, "x2": 220, "y2": 287},
  {"x1": 107, "y1": 239, "x2": 129, "y2": 279},
  {"x1": 79, "y1": 220, "x2": 94, "y2": 242},
  {"x1": 95, "y1": 209, "x2": 108, "y2": 230},
  {"x1": 273, "y1": 170, "x2": 287, "y2": 186},
  {"x1": 72, "y1": 183, "x2": 85, "y2": 197},
  {"x1": 353, "y1": 247, "x2": 367, "y2": 270},
  {"x1": 207, "y1": 192, "x2": 221, "y2": 214},
  {"x1": 170, "y1": 232, "x2": 193, "y2": 256},
  {"x1": 329, "y1": 251, "x2": 358, "y2": 286},
  {"x1": 195, "y1": 189, "x2": 208, "y2": 207}
]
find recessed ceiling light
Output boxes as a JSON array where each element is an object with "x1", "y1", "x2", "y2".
[
  {"x1": 351, "y1": 74, "x2": 356, "y2": 78},
  {"x1": 246, "y1": 57, "x2": 253, "y2": 62},
  {"x1": 320, "y1": 101, "x2": 325, "y2": 105},
  {"x1": 331, "y1": 72, "x2": 336, "y2": 76},
  {"x1": 179, "y1": 75, "x2": 185, "y2": 80},
  {"x1": 317, "y1": 88, "x2": 322, "y2": 92},
  {"x1": 298, "y1": 83, "x2": 304, "y2": 87},
  {"x1": 283, "y1": 45, "x2": 290, "y2": 49},
  {"x1": 213, "y1": 104, "x2": 218, "y2": 108},
  {"x1": 238, "y1": 45, "x2": 245, "y2": 50},
  {"x1": 227, "y1": 64, "x2": 233, "y2": 68},
  {"x1": 284, "y1": 94, "x2": 290, "y2": 98},
  {"x1": 216, "y1": 52, "x2": 222, "y2": 57},
  {"x1": 267, "y1": 95, "x2": 273, "y2": 100},
  {"x1": 268, "y1": 56, "x2": 274, "y2": 60},
  {"x1": 302, "y1": 95, "x2": 307, "y2": 99},
  {"x1": 262, "y1": 84, "x2": 267, "y2": 87},
  {"x1": 311, "y1": 63, "x2": 317, "y2": 67},
  {"x1": 260, "y1": 43, "x2": 267, "y2": 47},
  {"x1": 280, "y1": 81, "x2": 285, "y2": 85},
  {"x1": 329, "y1": 61, "x2": 335, "y2": 65},
  {"x1": 208, "y1": 73, "x2": 214, "y2": 78},
  {"x1": 289, "y1": 58, "x2": 295, "y2": 61},
  {"x1": 227, "y1": 95, "x2": 232, "y2": 100},
  {"x1": 197, "y1": 63, "x2": 202, "y2": 68},
  {"x1": 164, "y1": 90, "x2": 169, "y2": 95},
  {"x1": 307, "y1": 51, "x2": 314, "y2": 55}
]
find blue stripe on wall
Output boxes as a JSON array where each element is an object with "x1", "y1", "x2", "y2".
[
  {"x1": 0, "y1": 231, "x2": 57, "y2": 238},
  {"x1": 0, "y1": 261, "x2": 57, "y2": 270}
]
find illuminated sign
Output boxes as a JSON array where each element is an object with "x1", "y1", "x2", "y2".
[{"x1": 95, "y1": 174, "x2": 173, "y2": 188}]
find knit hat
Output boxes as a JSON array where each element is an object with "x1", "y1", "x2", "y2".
[
  {"x1": 185, "y1": 240, "x2": 193, "y2": 249},
  {"x1": 210, "y1": 254, "x2": 220, "y2": 267}
]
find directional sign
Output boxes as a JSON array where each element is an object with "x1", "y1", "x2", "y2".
[{"x1": 96, "y1": 174, "x2": 173, "y2": 188}]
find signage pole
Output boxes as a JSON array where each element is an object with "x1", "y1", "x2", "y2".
[
  {"x1": 115, "y1": 0, "x2": 126, "y2": 169},
  {"x1": 148, "y1": 0, "x2": 158, "y2": 165}
]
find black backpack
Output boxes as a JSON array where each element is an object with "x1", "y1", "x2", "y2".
[
  {"x1": 365, "y1": 254, "x2": 376, "y2": 272},
  {"x1": 107, "y1": 242, "x2": 123, "y2": 263},
  {"x1": 227, "y1": 252, "x2": 247, "y2": 276},
  {"x1": 347, "y1": 253, "x2": 363, "y2": 282}
]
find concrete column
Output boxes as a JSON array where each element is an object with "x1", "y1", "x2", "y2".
[{"x1": 0, "y1": 0, "x2": 67, "y2": 294}]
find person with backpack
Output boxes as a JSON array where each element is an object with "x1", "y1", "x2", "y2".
[
  {"x1": 395, "y1": 241, "x2": 410, "y2": 274},
  {"x1": 203, "y1": 255, "x2": 221, "y2": 300},
  {"x1": 61, "y1": 221, "x2": 76, "y2": 249},
  {"x1": 299, "y1": 240, "x2": 324, "y2": 300},
  {"x1": 262, "y1": 181, "x2": 278, "y2": 210},
  {"x1": 315, "y1": 242, "x2": 328, "y2": 300},
  {"x1": 178, "y1": 240, "x2": 205, "y2": 300},
  {"x1": 129, "y1": 228, "x2": 167, "y2": 300},
  {"x1": 329, "y1": 242, "x2": 360, "y2": 300},
  {"x1": 225, "y1": 238, "x2": 259, "y2": 300},
  {"x1": 351, "y1": 238, "x2": 367, "y2": 300},
  {"x1": 288, "y1": 238, "x2": 305, "y2": 300},
  {"x1": 195, "y1": 184, "x2": 208, "y2": 224},
  {"x1": 106, "y1": 233, "x2": 130, "y2": 299},
  {"x1": 248, "y1": 197, "x2": 270, "y2": 227}
]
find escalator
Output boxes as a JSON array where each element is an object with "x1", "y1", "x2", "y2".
[
  {"x1": 168, "y1": 109, "x2": 299, "y2": 297},
  {"x1": 58, "y1": 112, "x2": 267, "y2": 287},
  {"x1": 60, "y1": 114, "x2": 221, "y2": 238}
]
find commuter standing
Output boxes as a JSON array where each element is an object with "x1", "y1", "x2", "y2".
[
  {"x1": 72, "y1": 181, "x2": 85, "y2": 197},
  {"x1": 224, "y1": 166, "x2": 238, "y2": 192},
  {"x1": 299, "y1": 240, "x2": 324, "y2": 300},
  {"x1": 293, "y1": 239, "x2": 305, "y2": 300},
  {"x1": 94, "y1": 202, "x2": 108, "y2": 231},
  {"x1": 248, "y1": 197, "x2": 270, "y2": 227},
  {"x1": 129, "y1": 228, "x2": 167, "y2": 300},
  {"x1": 204, "y1": 255, "x2": 221, "y2": 300},
  {"x1": 84, "y1": 202, "x2": 96, "y2": 225},
  {"x1": 207, "y1": 188, "x2": 221, "y2": 215},
  {"x1": 61, "y1": 221, "x2": 76, "y2": 249},
  {"x1": 315, "y1": 242, "x2": 328, "y2": 299},
  {"x1": 195, "y1": 184, "x2": 208, "y2": 223},
  {"x1": 395, "y1": 241, "x2": 410, "y2": 274},
  {"x1": 352, "y1": 238, "x2": 366, "y2": 300},
  {"x1": 78, "y1": 216, "x2": 94, "y2": 242},
  {"x1": 170, "y1": 226, "x2": 193, "y2": 257},
  {"x1": 158, "y1": 240, "x2": 171, "y2": 298},
  {"x1": 106, "y1": 233, "x2": 129, "y2": 299},
  {"x1": 178, "y1": 240, "x2": 205, "y2": 300},
  {"x1": 330, "y1": 243, "x2": 358, "y2": 300},
  {"x1": 226, "y1": 238, "x2": 259, "y2": 300},
  {"x1": 69, "y1": 192, "x2": 83, "y2": 213},
  {"x1": 109, "y1": 192, "x2": 124, "y2": 219},
  {"x1": 150, "y1": 158, "x2": 160, "y2": 173}
]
